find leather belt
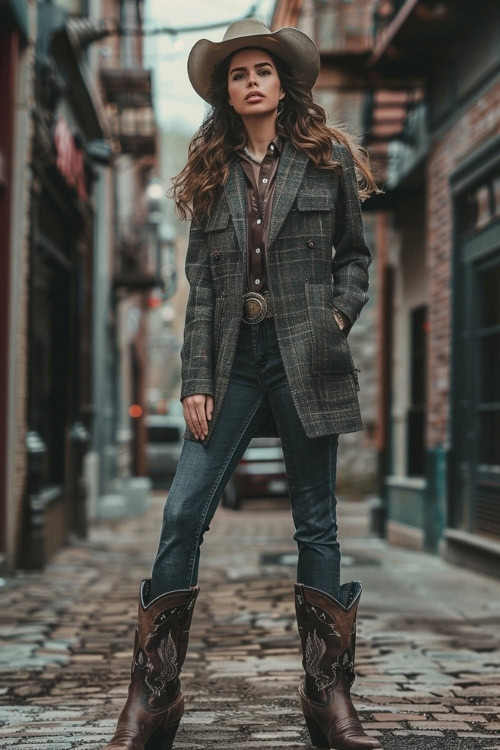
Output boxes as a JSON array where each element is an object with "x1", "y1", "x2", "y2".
[{"x1": 242, "y1": 291, "x2": 274, "y2": 324}]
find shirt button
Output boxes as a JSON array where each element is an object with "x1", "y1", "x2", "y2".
[
  {"x1": 307, "y1": 239, "x2": 315, "y2": 249},
  {"x1": 269, "y1": 144, "x2": 274, "y2": 151},
  {"x1": 262, "y1": 178, "x2": 268, "y2": 184},
  {"x1": 255, "y1": 279, "x2": 260, "y2": 284},
  {"x1": 255, "y1": 248, "x2": 261, "y2": 254},
  {"x1": 256, "y1": 218, "x2": 262, "y2": 224}
]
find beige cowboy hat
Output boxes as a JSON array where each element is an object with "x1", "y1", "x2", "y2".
[{"x1": 187, "y1": 17, "x2": 320, "y2": 104}]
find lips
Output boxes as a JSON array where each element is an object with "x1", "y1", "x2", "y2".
[{"x1": 245, "y1": 92, "x2": 264, "y2": 101}]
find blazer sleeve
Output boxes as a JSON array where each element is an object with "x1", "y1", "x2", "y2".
[
  {"x1": 179, "y1": 214, "x2": 215, "y2": 402},
  {"x1": 330, "y1": 142, "x2": 372, "y2": 327}
]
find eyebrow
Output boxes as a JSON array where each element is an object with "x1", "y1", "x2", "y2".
[{"x1": 230, "y1": 61, "x2": 273, "y2": 75}]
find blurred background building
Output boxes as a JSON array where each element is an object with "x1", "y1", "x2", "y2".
[
  {"x1": 0, "y1": 0, "x2": 498, "y2": 577},
  {"x1": 0, "y1": 0, "x2": 163, "y2": 570},
  {"x1": 272, "y1": 0, "x2": 499, "y2": 575},
  {"x1": 0, "y1": 0, "x2": 36, "y2": 571}
]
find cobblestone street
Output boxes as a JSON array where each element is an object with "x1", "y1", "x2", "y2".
[{"x1": 1, "y1": 490, "x2": 499, "y2": 749}]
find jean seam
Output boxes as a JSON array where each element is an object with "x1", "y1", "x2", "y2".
[
  {"x1": 329, "y1": 434, "x2": 333, "y2": 526},
  {"x1": 186, "y1": 392, "x2": 266, "y2": 587},
  {"x1": 329, "y1": 434, "x2": 340, "y2": 593}
]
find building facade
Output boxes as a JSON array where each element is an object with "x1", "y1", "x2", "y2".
[
  {"x1": 0, "y1": 0, "x2": 35, "y2": 571},
  {"x1": 0, "y1": 0, "x2": 158, "y2": 570},
  {"x1": 367, "y1": 0, "x2": 500, "y2": 575},
  {"x1": 272, "y1": 0, "x2": 500, "y2": 575}
]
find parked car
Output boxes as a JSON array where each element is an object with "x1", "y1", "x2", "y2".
[
  {"x1": 146, "y1": 412, "x2": 185, "y2": 488},
  {"x1": 145, "y1": 407, "x2": 238, "y2": 503},
  {"x1": 223, "y1": 436, "x2": 288, "y2": 510},
  {"x1": 146, "y1": 411, "x2": 288, "y2": 509}
]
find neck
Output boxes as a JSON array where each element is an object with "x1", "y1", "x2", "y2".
[{"x1": 242, "y1": 113, "x2": 278, "y2": 160}]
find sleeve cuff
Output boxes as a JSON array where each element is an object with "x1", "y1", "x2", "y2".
[{"x1": 180, "y1": 380, "x2": 214, "y2": 402}]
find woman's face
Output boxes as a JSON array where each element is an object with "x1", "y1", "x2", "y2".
[{"x1": 227, "y1": 48, "x2": 284, "y2": 118}]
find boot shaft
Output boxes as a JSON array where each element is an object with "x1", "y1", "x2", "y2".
[
  {"x1": 132, "y1": 579, "x2": 200, "y2": 711},
  {"x1": 294, "y1": 582, "x2": 361, "y2": 649},
  {"x1": 294, "y1": 582, "x2": 361, "y2": 700}
]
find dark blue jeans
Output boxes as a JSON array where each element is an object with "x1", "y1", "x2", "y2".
[{"x1": 150, "y1": 316, "x2": 341, "y2": 599}]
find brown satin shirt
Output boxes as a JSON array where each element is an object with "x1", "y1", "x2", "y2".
[{"x1": 237, "y1": 134, "x2": 284, "y2": 294}]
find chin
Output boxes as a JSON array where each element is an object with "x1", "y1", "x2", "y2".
[{"x1": 242, "y1": 103, "x2": 275, "y2": 116}]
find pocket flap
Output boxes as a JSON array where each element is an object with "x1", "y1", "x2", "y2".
[
  {"x1": 205, "y1": 206, "x2": 231, "y2": 232},
  {"x1": 297, "y1": 193, "x2": 334, "y2": 211}
]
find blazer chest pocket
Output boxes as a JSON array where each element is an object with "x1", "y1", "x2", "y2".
[
  {"x1": 206, "y1": 207, "x2": 231, "y2": 232},
  {"x1": 304, "y1": 280, "x2": 356, "y2": 376},
  {"x1": 296, "y1": 193, "x2": 334, "y2": 212},
  {"x1": 206, "y1": 206, "x2": 233, "y2": 248},
  {"x1": 280, "y1": 193, "x2": 334, "y2": 246},
  {"x1": 206, "y1": 209, "x2": 241, "y2": 281}
]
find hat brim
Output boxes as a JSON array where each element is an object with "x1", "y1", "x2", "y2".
[{"x1": 187, "y1": 27, "x2": 320, "y2": 104}]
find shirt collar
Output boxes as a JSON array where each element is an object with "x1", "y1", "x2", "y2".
[
  {"x1": 238, "y1": 133, "x2": 284, "y2": 161},
  {"x1": 271, "y1": 133, "x2": 284, "y2": 155}
]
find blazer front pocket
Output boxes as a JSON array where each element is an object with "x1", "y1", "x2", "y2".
[{"x1": 304, "y1": 280, "x2": 355, "y2": 375}]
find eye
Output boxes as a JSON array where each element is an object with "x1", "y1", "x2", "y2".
[{"x1": 259, "y1": 69, "x2": 271, "y2": 75}]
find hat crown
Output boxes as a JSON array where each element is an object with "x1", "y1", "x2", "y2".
[{"x1": 222, "y1": 18, "x2": 272, "y2": 42}]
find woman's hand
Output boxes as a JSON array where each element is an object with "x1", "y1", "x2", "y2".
[
  {"x1": 182, "y1": 394, "x2": 214, "y2": 440},
  {"x1": 333, "y1": 307, "x2": 347, "y2": 331}
]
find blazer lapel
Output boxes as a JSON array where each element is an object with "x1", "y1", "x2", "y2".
[
  {"x1": 222, "y1": 139, "x2": 310, "y2": 254},
  {"x1": 223, "y1": 158, "x2": 247, "y2": 255},
  {"x1": 267, "y1": 138, "x2": 310, "y2": 250}
]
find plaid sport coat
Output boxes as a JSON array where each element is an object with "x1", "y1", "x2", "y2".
[{"x1": 179, "y1": 137, "x2": 372, "y2": 445}]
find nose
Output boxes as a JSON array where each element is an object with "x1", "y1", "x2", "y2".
[{"x1": 247, "y1": 71, "x2": 258, "y2": 87}]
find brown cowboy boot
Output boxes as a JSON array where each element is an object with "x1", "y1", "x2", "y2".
[
  {"x1": 101, "y1": 578, "x2": 200, "y2": 750},
  {"x1": 294, "y1": 581, "x2": 381, "y2": 749}
]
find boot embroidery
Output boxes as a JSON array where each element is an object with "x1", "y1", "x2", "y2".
[
  {"x1": 309, "y1": 606, "x2": 341, "y2": 637},
  {"x1": 338, "y1": 647, "x2": 355, "y2": 684},
  {"x1": 305, "y1": 629, "x2": 334, "y2": 690},
  {"x1": 157, "y1": 632, "x2": 178, "y2": 684},
  {"x1": 139, "y1": 631, "x2": 178, "y2": 696},
  {"x1": 304, "y1": 631, "x2": 355, "y2": 691},
  {"x1": 340, "y1": 649, "x2": 353, "y2": 671}
]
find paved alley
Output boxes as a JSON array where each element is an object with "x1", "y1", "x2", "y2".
[{"x1": 0, "y1": 490, "x2": 499, "y2": 749}]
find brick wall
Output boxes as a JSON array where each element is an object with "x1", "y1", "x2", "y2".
[{"x1": 426, "y1": 78, "x2": 500, "y2": 449}]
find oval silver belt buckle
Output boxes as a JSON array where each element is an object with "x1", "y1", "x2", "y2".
[{"x1": 242, "y1": 292, "x2": 267, "y2": 324}]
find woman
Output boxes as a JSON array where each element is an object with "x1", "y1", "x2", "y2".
[{"x1": 100, "y1": 18, "x2": 382, "y2": 750}]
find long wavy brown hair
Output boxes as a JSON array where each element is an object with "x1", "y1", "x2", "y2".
[{"x1": 170, "y1": 47, "x2": 382, "y2": 222}]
